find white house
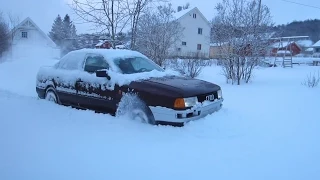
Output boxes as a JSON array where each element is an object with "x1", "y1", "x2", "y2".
[
  {"x1": 9, "y1": 17, "x2": 59, "y2": 59},
  {"x1": 172, "y1": 7, "x2": 211, "y2": 58}
]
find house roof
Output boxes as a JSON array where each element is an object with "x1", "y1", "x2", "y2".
[
  {"x1": 312, "y1": 40, "x2": 320, "y2": 47},
  {"x1": 13, "y1": 17, "x2": 57, "y2": 47},
  {"x1": 173, "y1": 8, "x2": 194, "y2": 19},
  {"x1": 296, "y1": 39, "x2": 313, "y2": 47},
  {"x1": 270, "y1": 36, "x2": 310, "y2": 40},
  {"x1": 95, "y1": 40, "x2": 110, "y2": 47},
  {"x1": 306, "y1": 47, "x2": 314, "y2": 52},
  {"x1": 270, "y1": 41, "x2": 297, "y2": 48},
  {"x1": 173, "y1": 7, "x2": 210, "y2": 25}
]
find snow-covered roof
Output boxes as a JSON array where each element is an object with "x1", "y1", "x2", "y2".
[
  {"x1": 95, "y1": 40, "x2": 107, "y2": 47},
  {"x1": 271, "y1": 41, "x2": 295, "y2": 48},
  {"x1": 270, "y1": 36, "x2": 310, "y2": 40},
  {"x1": 296, "y1": 39, "x2": 313, "y2": 47},
  {"x1": 172, "y1": 7, "x2": 210, "y2": 25},
  {"x1": 13, "y1": 17, "x2": 57, "y2": 48},
  {"x1": 312, "y1": 40, "x2": 320, "y2": 47},
  {"x1": 305, "y1": 47, "x2": 314, "y2": 52},
  {"x1": 173, "y1": 7, "x2": 194, "y2": 19}
]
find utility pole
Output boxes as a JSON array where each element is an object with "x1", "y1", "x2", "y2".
[{"x1": 257, "y1": 0, "x2": 262, "y2": 25}]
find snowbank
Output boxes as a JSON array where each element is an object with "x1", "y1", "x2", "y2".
[
  {"x1": 1, "y1": 56, "x2": 320, "y2": 180},
  {"x1": 0, "y1": 57, "x2": 58, "y2": 96}
]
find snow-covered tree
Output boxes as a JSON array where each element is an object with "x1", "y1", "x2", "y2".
[
  {"x1": 212, "y1": 0, "x2": 273, "y2": 85},
  {"x1": 60, "y1": 14, "x2": 79, "y2": 56},
  {"x1": 49, "y1": 14, "x2": 78, "y2": 56},
  {"x1": 0, "y1": 12, "x2": 10, "y2": 60},
  {"x1": 49, "y1": 15, "x2": 64, "y2": 47},
  {"x1": 135, "y1": 4, "x2": 184, "y2": 67},
  {"x1": 62, "y1": 14, "x2": 72, "y2": 39}
]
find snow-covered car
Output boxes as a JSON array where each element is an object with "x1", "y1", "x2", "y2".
[{"x1": 36, "y1": 49, "x2": 223, "y2": 126}]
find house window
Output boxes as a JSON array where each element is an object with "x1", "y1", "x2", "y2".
[
  {"x1": 197, "y1": 44, "x2": 202, "y2": 50},
  {"x1": 198, "y1": 28, "x2": 202, "y2": 35},
  {"x1": 177, "y1": 48, "x2": 181, "y2": 51},
  {"x1": 21, "y1": 31, "x2": 28, "y2": 38},
  {"x1": 182, "y1": 41, "x2": 187, "y2": 46},
  {"x1": 193, "y1": 13, "x2": 196, "y2": 18}
]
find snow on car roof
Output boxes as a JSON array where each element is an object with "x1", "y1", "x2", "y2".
[{"x1": 70, "y1": 48, "x2": 148, "y2": 60}]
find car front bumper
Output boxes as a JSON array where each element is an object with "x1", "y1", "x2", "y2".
[{"x1": 149, "y1": 99, "x2": 223, "y2": 123}]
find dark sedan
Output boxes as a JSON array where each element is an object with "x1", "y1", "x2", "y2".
[{"x1": 36, "y1": 49, "x2": 223, "y2": 125}]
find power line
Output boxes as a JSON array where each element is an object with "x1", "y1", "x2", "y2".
[{"x1": 281, "y1": 0, "x2": 320, "y2": 10}]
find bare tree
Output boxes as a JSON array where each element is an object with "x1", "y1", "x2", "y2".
[
  {"x1": 135, "y1": 4, "x2": 184, "y2": 67},
  {"x1": 0, "y1": 12, "x2": 20, "y2": 61},
  {"x1": 124, "y1": 0, "x2": 152, "y2": 50},
  {"x1": 0, "y1": 12, "x2": 10, "y2": 60},
  {"x1": 70, "y1": 0, "x2": 130, "y2": 48},
  {"x1": 7, "y1": 12, "x2": 20, "y2": 43},
  {"x1": 212, "y1": 0, "x2": 273, "y2": 85}
]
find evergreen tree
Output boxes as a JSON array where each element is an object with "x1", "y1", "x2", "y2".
[
  {"x1": 49, "y1": 15, "x2": 63, "y2": 46},
  {"x1": 62, "y1": 14, "x2": 72, "y2": 39},
  {"x1": 70, "y1": 24, "x2": 79, "y2": 49},
  {"x1": 71, "y1": 24, "x2": 77, "y2": 38}
]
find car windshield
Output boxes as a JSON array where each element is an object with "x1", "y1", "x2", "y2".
[{"x1": 113, "y1": 56, "x2": 164, "y2": 74}]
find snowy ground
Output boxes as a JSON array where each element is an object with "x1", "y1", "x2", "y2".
[
  {"x1": 0, "y1": 57, "x2": 320, "y2": 180},
  {"x1": 265, "y1": 56, "x2": 320, "y2": 65}
]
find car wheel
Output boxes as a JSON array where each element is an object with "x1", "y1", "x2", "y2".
[
  {"x1": 116, "y1": 93, "x2": 156, "y2": 125},
  {"x1": 131, "y1": 106, "x2": 155, "y2": 125},
  {"x1": 45, "y1": 87, "x2": 59, "y2": 104}
]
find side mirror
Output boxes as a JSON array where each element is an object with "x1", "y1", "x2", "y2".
[{"x1": 96, "y1": 70, "x2": 111, "y2": 80}]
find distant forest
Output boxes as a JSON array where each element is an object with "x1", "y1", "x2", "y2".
[{"x1": 272, "y1": 19, "x2": 320, "y2": 42}]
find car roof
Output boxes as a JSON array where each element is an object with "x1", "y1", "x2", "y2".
[
  {"x1": 59, "y1": 48, "x2": 150, "y2": 72},
  {"x1": 68, "y1": 48, "x2": 148, "y2": 61}
]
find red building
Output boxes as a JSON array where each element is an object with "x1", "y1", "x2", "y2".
[
  {"x1": 269, "y1": 41, "x2": 302, "y2": 56},
  {"x1": 95, "y1": 40, "x2": 112, "y2": 49}
]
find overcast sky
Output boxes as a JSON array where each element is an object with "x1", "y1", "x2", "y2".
[{"x1": 1, "y1": 0, "x2": 320, "y2": 34}]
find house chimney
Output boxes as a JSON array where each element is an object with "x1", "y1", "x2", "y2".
[{"x1": 177, "y1": 6, "x2": 182, "y2": 12}]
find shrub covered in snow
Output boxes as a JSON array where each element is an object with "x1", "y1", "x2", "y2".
[
  {"x1": 302, "y1": 71, "x2": 320, "y2": 88},
  {"x1": 169, "y1": 58, "x2": 213, "y2": 78}
]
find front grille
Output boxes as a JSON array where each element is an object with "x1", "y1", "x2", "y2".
[{"x1": 197, "y1": 91, "x2": 218, "y2": 103}]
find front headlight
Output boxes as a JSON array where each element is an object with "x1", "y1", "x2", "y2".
[
  {"x1": 217, "y1": 90, "x2": 223, "y2": 99},
  {"x1": 184, "y1": 97, "x2": 198, "y2": 107},
  {"x1": 174, "y1": 96, "x2": 198, "y2": 108}
]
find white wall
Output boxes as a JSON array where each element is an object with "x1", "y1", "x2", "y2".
[
  {"x1": 10, "y1": 28, "x2": 59, "y2": 59},
  {"x1": 13, "y1": 28, "x2": 55, "y2": 47},
  {"x1": 174, "y1": 8, "x2": 211, "y2": 58}
]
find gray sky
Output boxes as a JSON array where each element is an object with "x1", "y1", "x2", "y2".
[{"x1": 1, "y1": 0, "x2": 320, "y2": 34}]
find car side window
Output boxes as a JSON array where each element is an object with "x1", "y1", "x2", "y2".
[
  {"x1": 56, "y1": 53, "x2": 83, "y2": 70},
  {"x1": 84, "y1": 54, "x2": 109, "y2": 73}
]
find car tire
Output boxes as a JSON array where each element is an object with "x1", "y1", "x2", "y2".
[
  {"x1": 45, "y1": 87, "x2": 60, "y2": 104},
  {"x1": 116, "y1": 93, "x2": 156, "y2": 125}
]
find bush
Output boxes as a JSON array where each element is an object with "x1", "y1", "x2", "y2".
[
  {"x1": 301, "y1": 71, "x2": 320, "y2": 88},
  {"x1": 171, "y1": 58, "x2": 205, "y2": 78}
]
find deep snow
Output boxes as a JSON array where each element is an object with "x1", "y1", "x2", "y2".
[{"x1": 0, "y1": 56, "x2": 320, "y2": 180}]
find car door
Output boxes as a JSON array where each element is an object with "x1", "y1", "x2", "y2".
[
  {"x1": 53, "y1": 53, "x2": 83, "y2": 106},
  {"x1": 75, "y1": 53, "x2": 116, "y2": 112}
]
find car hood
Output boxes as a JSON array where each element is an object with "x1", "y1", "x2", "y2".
[{"x1": 129, "y1": 75, "x2": 221, "y2": 97}]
